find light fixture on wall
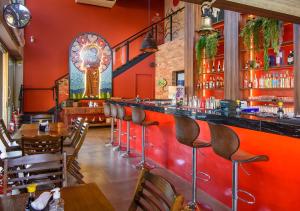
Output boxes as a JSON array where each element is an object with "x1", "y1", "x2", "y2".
[
  {"x1": 140, "y1": 0, "x2": 158, "y2": 53},
  {"x1": 3, "y1": 1, "x2": 31, "y2": 29},
  {"x1": 197, "y1": 0, "x2": 217, "y2": 35}
]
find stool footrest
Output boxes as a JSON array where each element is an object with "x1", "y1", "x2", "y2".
[{"x1": 238, "y1": 189, "x2": 256, "y2": 205}]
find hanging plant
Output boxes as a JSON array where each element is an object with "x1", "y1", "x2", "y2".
[
  {"x1": 195, "y1": 32, "x2": 219, "y2": 67},
  {"x1": 240, "y1": 17, "x2": 282, "y2": 71}
]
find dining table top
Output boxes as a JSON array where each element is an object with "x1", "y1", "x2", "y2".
[
  {"x1": 13, "y1": 122, "x2": 69, "y2": 139},
  {"x1": 0, "y1": 183, "x2": 115, "y2": 211}
]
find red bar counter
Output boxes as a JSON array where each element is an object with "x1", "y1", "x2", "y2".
[{"x1": 115, "y1": 102, "x2": 300, "y2": 211}]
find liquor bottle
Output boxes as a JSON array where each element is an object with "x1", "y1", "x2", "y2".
[
  {"x1": 212, "y1": 62, "x2": 215, "y2": 73},
  {"x1": 285, "y1": 72, "x2": 290, "y2": 88},
  {"x1": 287, "y1": 51, "x2": 294, "y2": 65},
  {"x1": 280, "y1": 74, "x2": 284, "y2": 88},
  {"x1": 276, "y1": 52, "x2": 281, "y2": 66},
  {"x1": 244, "y1": 75, "x2": 248, "y2": 88},
  {"x1": 222, "y1": 61, "x2": 225, "y2": 72},
  {"x1": 291, "y1": 74, "x2": 295, "y2": 88},
  {"x1": 245, "y1": 61, "x2": 249, "y2": 70},
  {"x1": 217, "y1": 61, "x2": 221, "y2": 72},
  {"x1": 216, "y1": 76, "x2": 219, "y2": 88},
  {"x1": 207, "y1": 63, "x2": 210, "y2": 73},
  {"x1": 253, "y1": 74, "x2": 258, "y2": 88}
]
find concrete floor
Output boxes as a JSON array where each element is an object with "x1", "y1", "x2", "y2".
[{"x1": 77, "y1": 127, "x2": 230, "y2": 211}]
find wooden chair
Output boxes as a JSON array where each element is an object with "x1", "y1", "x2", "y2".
[
  {"x1": 0, "y1": 131, "x2": 22, "y2": 159},
  {"x1": 3, "y1": 153, "x2": 67, "y2": 195},
  {"x1": 64, "y1": 117, "x2": 84, "y2": 147},
  {"x1": 30, "y1": 114, "x2": 54, "y2": 124},
  {"x1": 129, "y1": 169, "x2": 184, "y2": 211},
  {"x1": 22, "y1": 135, "x2": 62, "y2": 156},
  {"x1": 0, "y1": 119, "x2": 20, "y2": 147},
  {"x1": 65, "y1": 123, "x2": 89, "y2": 184}
]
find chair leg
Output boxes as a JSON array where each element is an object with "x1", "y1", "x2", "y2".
[
  {"x1": 232, "y1": 161, "x2": 238, "y2": 211},
  {"x1": 187, "y1": 147, "x2": 198, "y2": 209}
]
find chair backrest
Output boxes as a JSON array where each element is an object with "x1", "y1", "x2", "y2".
[
  {"x1": 30, "y1": 114, "x2": 54, "y2": 124},
  {"x1": 174, "y1": 115, "x2": 200, "y2": 147},
  {"x1": 129, "y1": 169, "x2": 184, "y2": 211},
  {"x1": 69, "y1": 117, "x2": 84, "y2": 145},
  {"x1": 0, "y1": 118, "x2": 12, "y2": 141},
  {"x1": 3, "y1": 153, "x2": 67, "y2": 195},
  {"x1": 207, "y1": 122, "x2": 240, "y2": 160},
  {"x1": 22, "y1": 135, "x2": 62, "y2": 156},
  {"x1": 103, "y1": 102, "x2": 111, "y2": 117},
  {"x1": 117, "y1": 104, "x2": 126, "y2": 120},
  {"x1": 110, "y1": 104, "x2": 118, "y2": 119},
  {"x1": 67, "y1": 123, "x2": 89, "y2": 169},
  {"x1": 131, "y1": 106, "x2": 146, "y2": 125}
]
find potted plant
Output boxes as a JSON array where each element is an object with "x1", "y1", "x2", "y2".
[{"x1": 240, "y1": 17, "x2": 283, "y2": 70}]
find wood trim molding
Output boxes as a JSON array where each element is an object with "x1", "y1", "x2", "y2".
[
  {"x1": 224, "y1": 10, "x2": 240, "y2": 100},
  {"x1": 184, "y1": 2, "x2": 196, "y2": 97},
  {"x1": 181, "y1": 0, "x2": 300, "y2": 23},
  {"x1": 294, "y1": 24, "x2": 300, "y2": 114}
]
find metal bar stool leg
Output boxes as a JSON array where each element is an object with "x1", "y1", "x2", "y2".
[
  {"x1": 135, "y1": 126, "x2": 155, "y2": 170},
  {"x1": 105, "y1": 117, "x2": 115, "y2": 147},
  {"x1": 233, "y1": 161, "x2": 238, "y2": 211},
  {"x1": 188, "y1": 147, "x2": 198, "y2": 209},
  {"x1": 122, "y1": 121, "x2": 138, "y2": 158},
  {"x1": 113, "y1": 119, "x2": 123, "y2": 151}
]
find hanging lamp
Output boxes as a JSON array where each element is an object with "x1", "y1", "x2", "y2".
[
  {"x1": 197, "y1": 0, "x2": 217, "y2": 35},
  {"x1": 140, "y1": 0, "x2": 158, "y2": 53}
]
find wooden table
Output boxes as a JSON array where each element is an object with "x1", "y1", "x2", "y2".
[
  {"x1": 13, "y1": 123, "x2": 69, "y2": 154},
  {"x1": 13, "y1": 122, "x2": 69, "y2": 139},
  {"x1": 0, "y1": 183, "x2": 115, "y2": 211}
]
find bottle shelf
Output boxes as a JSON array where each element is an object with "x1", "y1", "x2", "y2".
[
  {"x1": 241, "y1": 88, "x2": 293, "y2": 90},
  {"x1": 246, "y1": 99, "x2": 294, "y2": 103},
  {"x1": 200, "y1": 72, "x2": 224, "y2": 75},
  {"x1": 240, "y1": 41, "x2": 294, "y2": 52},
  {"x1": 241, "y1": 65, "x2": 293, "y2": 72},
  {"x1": 202, "y1": 88, "x2": 224, "y2": 91}
]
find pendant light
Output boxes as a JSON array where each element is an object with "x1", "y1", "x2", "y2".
[
  {"x1": 140, "y1": 0, "x2": 158, "y2": 53},
  {"x1": 197, "y1": 0, "x2": 217, "y2": 35}
]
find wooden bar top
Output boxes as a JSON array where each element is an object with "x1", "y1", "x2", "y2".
[{"x1": 0, "y1": 183, "x2": 115, "y2": 211}]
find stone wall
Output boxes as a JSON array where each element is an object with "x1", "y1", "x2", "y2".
[{"x1": 155, "y1": 38, "x2": 184, "y2": 99}]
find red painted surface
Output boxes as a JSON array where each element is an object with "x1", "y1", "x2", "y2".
[
  {"x1": 23, "y1": 0, "x2": 163, "y2": 112},
  {"x1": 113, "y1": 54, "x2": 155, "y2": 99},
  {"x1": 119, "y1": 107, "x2": 300, "y2": 210}
]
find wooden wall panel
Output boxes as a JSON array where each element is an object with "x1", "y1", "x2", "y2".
[
  {"x1": 224, "y1": 10, "x2": 240, "y2": 100},
  {"x1": 294, "y1": 24, "x2": 300, "y2": 114},
  {"x1": 181, "y1": 0, "x2": 300, "y2": 23}
]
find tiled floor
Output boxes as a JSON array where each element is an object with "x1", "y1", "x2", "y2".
[{"x1": 77, "y1": 127, "x2": 230, "y2": 211}]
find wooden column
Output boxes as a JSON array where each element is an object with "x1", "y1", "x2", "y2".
[
  {"x1": 184, "y1": 3, "x2": 201, "y2": 97},
  {"x1": 294, "y1": 24, "x2": 300, "y2": 114},
  {"x1": 224, "y1": 10, "x2": 240, "y2": 100}
]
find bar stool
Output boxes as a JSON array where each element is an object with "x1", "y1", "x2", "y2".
[
  {"x1": 174, "y1": 115, "x2": 211, "y2": 210},
  {"x1": 131, "y1": 106, "x2": 159, "y2": 169},
  {"x1": 104, "y1": 102, "x2": 115, "y2": 147},
  {"x1": 116, "y1": 105, "x2": 138, "y2": 158},
  {"x1": 208, "y1": 122, "x2": 269, "y2": 211},
  {"x1": 112, "y1": 103, "x2": 126, "y2": 152}
]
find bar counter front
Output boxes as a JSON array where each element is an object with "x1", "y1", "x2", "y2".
[{"x1": 109, "y1": 99, "x2": 300, "y2": 211}]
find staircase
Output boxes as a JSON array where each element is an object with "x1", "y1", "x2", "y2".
[{"x1": 19, "y1": 7, "x2": 184, "y2": 120}]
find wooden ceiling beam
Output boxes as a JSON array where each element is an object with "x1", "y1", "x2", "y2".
[{"x1": 181, "y1": 0, "x2": 300, "y2": 23}]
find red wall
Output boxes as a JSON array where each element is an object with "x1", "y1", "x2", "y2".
[{"x1": 23, "y1": 0, "x2": 163, "y2": 112}]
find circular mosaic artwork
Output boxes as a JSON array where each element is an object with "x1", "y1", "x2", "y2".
[{"x1": 70, "y1": 33, "x2": 112, "y2": 73}]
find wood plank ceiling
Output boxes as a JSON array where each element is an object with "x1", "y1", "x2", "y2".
[
  {"x1": 181, "y1": 0, "x2": 300, "y2": 23},
  {"x1": 75, "y1": 0, "x2": 116, "y2": 8}
]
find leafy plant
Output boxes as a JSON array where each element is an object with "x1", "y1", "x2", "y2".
[
  {"x1": 195, "y1": 35, "x2": 206, "y2": 65},
  {"x1": 205, "y1": 33, "x2": 218, "y2": 59},
  {"x1": 195, "y1": 32, "x2": 219, "y2": 67},
  {"x1": 240, "y1": 17, "x2": 282, "y2": 70}
]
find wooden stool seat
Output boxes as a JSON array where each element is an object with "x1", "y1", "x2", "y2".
[
  {"x1": 231, "y1": 149, "x2": 269, "y2": 163},
  {"x1": 193, "y1": 140, "x2": 211, "y2": 148}
]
